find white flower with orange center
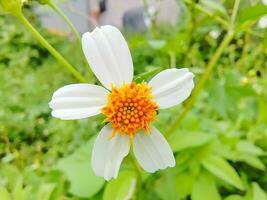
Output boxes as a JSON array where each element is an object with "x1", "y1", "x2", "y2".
[{"x1": 49, "y1": 25, "x2": 194, "y2": 181}]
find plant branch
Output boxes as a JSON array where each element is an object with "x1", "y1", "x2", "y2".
[
  {"x1": 47, "y1": 1, "x2": 95, "y2": 81},
  {"x1": 15, "y1": 12, "x2": 87, "y2": 82},
  {"x1": 47, "y1": 1, "x2": 81, "y2": 42},
  {"x1": 184, "y1": 0, "x2": 229, "y2": 27},
  {"x1": 165, "y1": 0, "x2": 241, "y2": 137}
]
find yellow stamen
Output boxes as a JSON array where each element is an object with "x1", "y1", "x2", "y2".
[{"x1": 102, "y1": 82, "x2": 158, "y2": 137}]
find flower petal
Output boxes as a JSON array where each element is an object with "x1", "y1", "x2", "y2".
[
  {"x1": 91, "y1": 124, "x2": 130, "y2": 181},
  {"x1": 133, "y1": 126, "x2": 175, "y2": 173},
  {"x1": 148, "y1": 68, "x2": 194, "y2": 109},
  {"x1": 82, "y1": 25, "x2": 134, "y2": 90},
  {"x1": 49, "y1": 84, "x2": 108, "y2": 120}
]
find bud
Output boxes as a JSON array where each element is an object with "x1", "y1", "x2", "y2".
[{"x1": 0, "y1": 0, "x2": 26, "y2": 14}]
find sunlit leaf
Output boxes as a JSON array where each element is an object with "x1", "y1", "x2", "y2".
[
  {"x1": 201, "y1": 155, "x2": 244, "y2": 190},
  {"x1": 252, "y1": 182, "x2": 267, "y2": 200},
  {"x1": 169, "y1": 132, "x2": 213, "y2": 152},
  {"x1": 176, "y1": 171, "x2": 196, "y2": 199},
  {"x1": 103, "y1": 171, "x2": 137, "y2": 200},
  {"x1": 238, "y1": 5, "x2": 267, "y2": 24},
  {"x1": 154, "y1": 169, "x2": 181, "y2": 200},
  {"x1": 200, "y1": 0, "x2": 228, "y2": 16},
  {"x1": 57, "y1": 137, "x2": 105, "y2": 198},
  {"x1": 147, "y1": 40, "x2": 166, "y2": 49},
  {"x1": 191, "y1": 172, "x2": 221, "y2": 200},
  {"x1": 13, "y1": 176, "x2": 26, "y2": 200},
  {"x1": 237, "y1": 154, "x2": 265, "y2": 171},
  {"x1": 0, "y1": 187, "x2": 11, "y2": 200},
  {"x1": 237, "y1": 140, "x2": 264, "y2": 156},
  {"x1": 36, "y1": 183, "x2": 57, "y2": 200},
  {"x1": 224, "y1": 195, "x2": 244, "y2": 200},
  {"x1": 134, "y1": 67, "x2": 162, "y2": 82}
]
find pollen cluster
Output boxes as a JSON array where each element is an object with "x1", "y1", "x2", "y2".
[{"x1": 102, "y1": 82, "x2": 158, "y2": 137}]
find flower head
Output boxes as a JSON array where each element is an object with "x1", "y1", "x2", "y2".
[
  {"x1": 102, "y1": 82, "x2": 158, "y2": 138},
  {"x1": 49, "y1": 25, "x2": 195, "y2": 181}
]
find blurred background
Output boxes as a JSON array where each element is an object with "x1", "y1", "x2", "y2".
[{"x1": 0, "y1": 0, "x2": 267, "y2": 199}]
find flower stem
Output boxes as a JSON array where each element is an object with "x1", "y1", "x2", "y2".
[
  {"x1": 15, "y1": 12, "x2": 87, "y2": 82},
  {"x1": 47, "y1": 1, "x2": 81, "y2": 42},
  {"x1": 46, "y1": 1, "x2": 94, "y2": 80},
  {"x1": 184, "y1": 0, "x2": 229, "y2": 27},
  {"x1": 165, "y1": 0, "x2": 241, "y2": 137},
  {"x1": 130, "y1": 149, "x2": 142, "y2": 199}
]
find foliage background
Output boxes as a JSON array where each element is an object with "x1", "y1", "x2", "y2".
[{"x1": 0, "y1": 0, "x2": 267, "y2": 199}]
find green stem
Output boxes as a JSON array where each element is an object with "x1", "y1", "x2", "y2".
[
  {"x1": 185, "y1": 0, "x2": 229, "y2": 27},
  {"x1": 15, "y1": 12, "x2": 87, "y2": 82},
  {"x1": 47, "y1": 1, "x2": 95, "y2": 81},
  {"x1": 130, "y1": 149, "x2": 142, "y2": 200},
  {"x1": 229, "y1": 0, "x2": 240, "y2": 29},
  {"x1": 47, "y1": 1, "x2": 81, "y2": 42},
  {"x1": 165, "y1": 30, "x2": 234, "y2": 137},
  {"x1": 165, "y1": 0, "x2": 241, "y2": 137}
]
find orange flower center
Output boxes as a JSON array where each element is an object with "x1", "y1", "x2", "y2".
[{"x1": 101, "y1": 82, "x2": 158, "y2": 137}]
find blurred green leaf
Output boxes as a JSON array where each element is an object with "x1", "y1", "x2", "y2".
[
  {"x1": 169, "y1": 132, "x2": 213, "y2": 152},
  {"x1": 13, "y1": 176, "x2": 26, "y2": 200},
  {"x1": 103, "y1": 171, "x2": 137, "y2": 200},
  {"x1": 36, "y1": 183, "x2": 56, "y2": 200},
  {"x1": 0, "y1": 187, "x2": 11, "y2": 200},
  {"x1": 238, "y1": 5, "x2": 267, "y2": 24},
  {"x1": 237, "y1": 154, "x2": 265, "y2": 171},
  {"x1": 201, "y1": 155, "x2": 244, "y2": 190},
  {"x1": 57, "y1": 137, "x2": 105, "y2": 198},
  {"x1": 200, "y1": 0, "x2": 228, "y2": 16},
  {"x1": 252, "y1": 182, "x2": 267, "y2": 200},
  {"x1": 147, "y1": 40, "x2": 166, "y2": 49},
  {"x1": 237, "y1": 140, "x2": 264, "y2": 156},
  {"x1": 134, "y1": 67, "x2": 162, "y2": 82},
  {"x1": 191, "y1": 172, "x2": 221, "y2": 200},
  {"x1": 224, "y1": 195, "x2": 244, "y2": 200},
  {"x1": 176, "y1": 171, "x2": 195, "y2": 199}
]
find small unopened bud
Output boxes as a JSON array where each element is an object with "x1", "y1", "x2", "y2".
[{"x1": 0, "y1": 0, "x2": 26, "y2": 14}]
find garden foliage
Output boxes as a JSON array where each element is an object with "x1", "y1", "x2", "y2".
[{"x1": 0, "y1": 0, "x2": 267, "y2": 199}]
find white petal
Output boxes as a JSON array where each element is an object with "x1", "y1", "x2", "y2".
[
  {"x1": 49, "y1": 84, "x2": 108, "y2": 120},
  {"x1": 133, "y1": 126, "x2": 175, "y2": 173},
  {"x1": 148, "y1": 68, "x2": 194, "y2": 109},
  {"x1": 91, "y1": 124, "x2": 130, "y2": 181},
  {"x1": 82, "y1": 25, "x2": 134, "y2": 90}
]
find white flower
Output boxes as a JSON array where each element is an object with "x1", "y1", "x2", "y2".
[
  {"x1": 49, "y1": 25, "x2": 195, "y2": 181},
  {"x1": 258, "y1": 15, "x2": 267, "y2": 29}
]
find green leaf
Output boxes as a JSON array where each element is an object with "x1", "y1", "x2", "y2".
[
  {"x1": 154, "y1": 169, "x2": 182, "y2": 200},
  {"x1": 36, "y1": 183, "x2": 56, "y2": 200},
  {"x1": 252, "y1": 182, "x2": 267, "y2": 200},
  {"x1": 169, "y1": 132, "x2": 213, "y2": 152},
  {"x1": 237, "y1": 140, "x2": 264, "y2": 156},
  {"x1": 238, "y1": 5, "x2": 267, "y2": 24},
  {"x1": 237, "y1": 154, "x2": 266, "y2": 171},
  {"x1": 224, "y1": 195, "x2": 244, "y2": 200},
  {"x1": 191, "y1": 172, "x2": 221, "y2": 200},
  {"x1": 13, "y1": 176, "x2": 26, "y2": 200},
  {"x1": 0, "y1": 187, "x2": 11, "y2": 200},
  {"x1": 0, "y1": 164, "x2": 20, "y2": 189},
  {"x1": 103, "y1": 171, "x2": 137, "y2": 200},
  {"x1": 57, "y1": 137, "x2": 105, "y2": 198},
  {"x1": 175, "y1": 171, "x2": 195, "y2": 199},
  {"x1": 147, "y1": 40, "x2": 166, "y2": 49},
  {"x1": 201, "y1": 155, "x2": 244, "y2": 190},
  {"x1": 134, "y1": 67, "x2": 162, "y2": 83},
  {"x1": 200, "y1": 0, "x2": 228, "y2": 16}
]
